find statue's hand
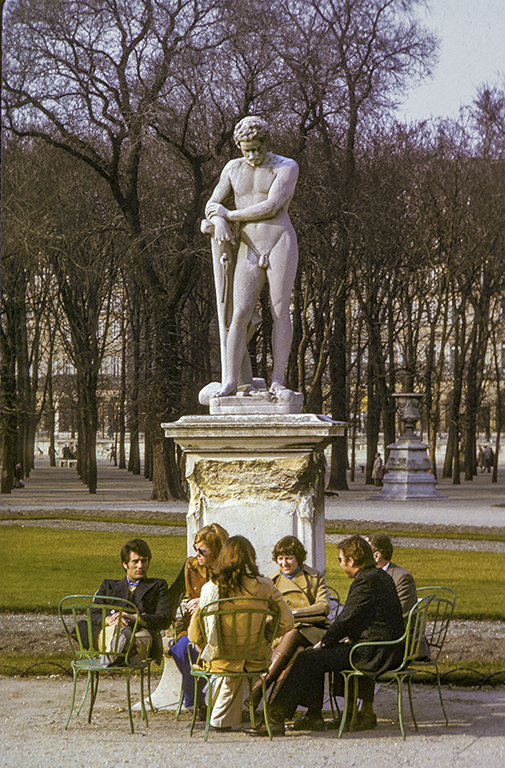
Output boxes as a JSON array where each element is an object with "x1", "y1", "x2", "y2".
[
  {"x1": 211, "y1": 216, "x2": 235, "y2": 244},
  {"x1": 206, "y1": 202, "x2": 229, "y2": 220}
]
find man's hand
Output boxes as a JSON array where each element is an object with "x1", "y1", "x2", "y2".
[{"x1": 106, "y1": 610, "x2": 135, "y2": 627}]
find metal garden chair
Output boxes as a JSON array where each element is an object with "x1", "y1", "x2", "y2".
[
  {"x1": 337, "y1": 593, "x2": 434, "y2": 740},
  {"x1": 188, "y1": 596, "x2": 281, "y2": 740},
  {"x1": 415, "y1": 586, "x2": 456, "y2": 725},
  {"x1": 59, "y1": 594, "x2": 153, "y2": 733}
]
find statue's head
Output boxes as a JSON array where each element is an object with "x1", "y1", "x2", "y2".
[
  {"x1": 233, "y1": 116, "x2": 270, "y2": 146},
  {"x1": 233, "y1": 116, "x2": 270, "y2": 166}
]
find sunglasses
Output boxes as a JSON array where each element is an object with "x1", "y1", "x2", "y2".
[{"x1": 194, "y1": 546, "x2": 208, "y2": 556}]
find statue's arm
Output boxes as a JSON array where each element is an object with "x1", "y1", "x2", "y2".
[
  {"x1": 226, "y1": 161, "x2": 299, "y2": 223},
  {"x1": 205, "y1": 162, "x2": 234, "y2": 216}
]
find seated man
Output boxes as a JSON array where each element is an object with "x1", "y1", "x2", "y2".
[
  {"x1": 92, "y1": 538, "x2": 174, "y2": 666},
  {"x1": 244, "y1": 535, "x2": 405, "y2": 736},
  {"x1": 366, "y1": 533, "x2": 417, "y2": 622}
]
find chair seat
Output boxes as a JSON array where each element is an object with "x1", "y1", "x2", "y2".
[{"x1": 59, "y1": 594, "x2": 155, "y2": 733}]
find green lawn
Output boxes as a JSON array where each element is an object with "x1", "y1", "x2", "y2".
[
  {"x1": 326, "y1": 543, "x2": 505, "y2": 620},
  {"x1": 2, "y1": 526, "x2": 187, "y2": 611},
  {"x1": 2, "y1": 526, "x2": 505, "y2": 620}
]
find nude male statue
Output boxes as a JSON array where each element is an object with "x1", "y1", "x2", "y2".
[{"x1": 204, "y1": 116, "x2": 299, "y2": 398}]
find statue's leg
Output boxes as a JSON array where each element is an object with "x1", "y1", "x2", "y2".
[
  {"x1": 218, "y1": 245, "x2": 265, "y2": 397},
  {"x1": 267, "y1": 232, "x2": 299, "y2": 390}
]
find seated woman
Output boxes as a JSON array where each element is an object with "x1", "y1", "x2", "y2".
[
  {"x1": 188, "y1": 535, "x2": 294, "y2": 731},
  {"x1": 251, "y1": 535, "x2": 330, "y2": 708},
  {"x1": 169, "y1": 523, "x2": 229, "y2": 716}
]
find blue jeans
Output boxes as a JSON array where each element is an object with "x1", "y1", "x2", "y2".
[{"x1": 169, "y1": 634, "x2": 204, "y2": 708}]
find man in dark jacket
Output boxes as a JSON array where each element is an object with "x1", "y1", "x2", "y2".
[
  {"x1": 245, "y1": 534, "x2": 405, "y2": 736},
  {"x1": 92, "y1": 538, "x2": 174, "y2": 665}
]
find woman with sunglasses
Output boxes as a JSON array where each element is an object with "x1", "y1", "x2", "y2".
[{"x1": 169, "y1": 522, "x2": 229, "y2": 718}]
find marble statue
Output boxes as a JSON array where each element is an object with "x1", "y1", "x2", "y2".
[{"x1": 200, "y1": 116, "x2": 300, "y2": 406}]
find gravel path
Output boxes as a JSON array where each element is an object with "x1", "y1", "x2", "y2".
[{"x1": 4, "y1": 518, "x2": 505, "y2": 552}]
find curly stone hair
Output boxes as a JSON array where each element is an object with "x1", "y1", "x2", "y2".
[{"x1": 233, "y1": 115, "x2": 270, "y2": 147}]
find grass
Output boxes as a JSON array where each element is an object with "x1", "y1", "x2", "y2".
[
  {"x1": 0, "y1": 512, "x2": 185, "y2": 526},
  {"x1": 325, "y1": 543, "x2": 505, "y2": 620},
  {"x1": 2, "y1": 525, "x2": 505, "y2": 619},
  {"x1": 1, "y1": 526, "x2": 187, "y2": 612}
]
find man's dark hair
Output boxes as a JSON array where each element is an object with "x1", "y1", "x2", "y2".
[
  {"x1": 121, "y1": 539, "x2": 152, "y2": 564},
  {"x1": 337, "y1": 534, "x2": 375, "y2": 569},
  {"x1": 272, "y1": 535, "x2": 307, "y2": 566},
  {"x1": 367, "y1": 534, "x2": 393, "y2": 561}
]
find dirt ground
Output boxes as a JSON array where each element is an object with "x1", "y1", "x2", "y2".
[{"x1": 1, "y1": 677, "x2": 504, "y2": 768}]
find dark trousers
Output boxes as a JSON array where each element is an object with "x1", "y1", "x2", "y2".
[{"x1": 269, "y1": 645, "x2": 374, "y2": 721}]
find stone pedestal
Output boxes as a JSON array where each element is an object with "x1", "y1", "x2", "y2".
[
  {"x1": 162, "y1": 414, "x2": 345, "y2": 573},
  {"x1": 373, "y1": 393, "x2": 445, "y2": 500}
]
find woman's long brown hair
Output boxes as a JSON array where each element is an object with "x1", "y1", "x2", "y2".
[{"x1": 212, "y1": 535, "x2": 260, "y2": 598}]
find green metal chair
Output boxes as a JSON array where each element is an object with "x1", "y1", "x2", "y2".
[
  {"x1": 337, "y1": 593, "x2": 434, "y2": 740},
  {"x1": 414, "y1": 586, "x2": 456, "y2": 725},
  {"x1": 59, "y1": 594, "x2": 153, "y2": 733},
  {"x1": 188, "y1": 597, "x2": 281, "y2": 741}
]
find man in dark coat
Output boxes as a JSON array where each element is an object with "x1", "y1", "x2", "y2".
[
  {"x1": 91, "y1": 538, "x2": 174, "y2": 665},
  {"x1": 245, "y1": 534, "x2": 405, "y2": 736}
]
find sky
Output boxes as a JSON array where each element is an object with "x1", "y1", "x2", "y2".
[{"x1": 397, "y1": 0, "x2": 505, "y2": 122}]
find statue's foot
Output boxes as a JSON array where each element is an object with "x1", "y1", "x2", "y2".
[
  {"x1": 217, "y1": 381, "x2": 238, "y2": 397},
  {"x1": 270, "y1": 381, "x2": 287, "y2": 395}
]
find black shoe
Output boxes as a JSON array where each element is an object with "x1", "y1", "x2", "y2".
[
  {"x1": 289, "y1": 714, "x2": 326, "y2": 732},
  {"x1": 197, "y1": 705, "x2": 207, "y2": 722},
  {"x1": 209, "y1": 725, "x2": 233, "y2": 732},
  {"x1": 243, "y1": 719, "x2": 285, "y2": 737},
  {"x1": 348, "y1": 711, "x2": 377, "y2": 732}
]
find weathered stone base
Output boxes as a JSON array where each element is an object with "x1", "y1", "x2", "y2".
[
  {"x1": 372, "y1": 440, "x2": 445, "y2": 500},
  {"x1": 162, "y1": 414, "x2": 345, "y2": 573}
]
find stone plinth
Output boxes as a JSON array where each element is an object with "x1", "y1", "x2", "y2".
[
  {"x1": 372, "y1": 392, "x2": 445, "y2": 500},
  {"x1": 162, "y1": 414, "x2": 345, "y2": 573}
]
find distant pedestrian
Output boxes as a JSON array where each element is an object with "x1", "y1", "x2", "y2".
[
  {"x1": 372, "y1": 452, "x2": 384, "y2": 486},
  {"x1": 14, "y1": 463, "x2": 25, "y2": 488},
  {"x1": 484, "y1": 446, "x2": 494, "y2": 473},
  {"x1": 477, "y1": 446, "x2": 486, "y2": 473}
]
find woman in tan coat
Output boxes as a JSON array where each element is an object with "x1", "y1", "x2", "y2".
[
  {"x1": 250, "y1": 535, "x2": 330, "y2": 708},
  {"x1": 188, "y1": 535, "x2": 294, "y2": 731}
]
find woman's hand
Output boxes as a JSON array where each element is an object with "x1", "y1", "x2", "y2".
[{"x1": 186, "y1": 597, "x2": 200, "y2": 615}]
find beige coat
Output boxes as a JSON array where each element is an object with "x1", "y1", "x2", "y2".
[
  {"x1": 188, "y1": 575, "x2": 294, "y2": 673},
  {"x1": 270, "y1": 564, "x2": 330, "y2": 644}
]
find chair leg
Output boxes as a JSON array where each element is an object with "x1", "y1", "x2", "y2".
[
  {"x1": 435, "y1": 667, "x2": 449, "y2": 725},
  {"x1": 189, "y1": 675, "x2": 200, "y2": 736},
  {"x1": 88, "y1": 672, "x2": 99, "y2": 724},
  {"x1": 146, "y1": 663, "x2": 155, "y2": 714},
  {"x1": 139, "y1": 668, "x2": 148, "y2": 726},
  {"x1": 126, "y1": 672, "x2": 134, "y2": 734},
  {"x1": 203, "y1": 678, "x2": 214, "y2": 742},
  {"x1": 407, "y1": 675, "x2": 418, "y2": 731},
  {"x1": 397, "y1": 678, "x2": 406, "y2": 741},
  {"x1": 261, "y1": 679, "x2": 273, "y2": 740},
  {"x1": 338, "y1": 673, "x2": 356, "y2": 739},
  {"x1": 65, "y1": 669, "x2": 79, "y2": 730},
  {"x1": 175, "y1": 676, "x2": 185, "y2": 720},
  {"x1": 76, "y1": 672, "x2": 90, "y2": 717}
]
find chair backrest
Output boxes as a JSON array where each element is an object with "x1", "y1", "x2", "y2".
[
  {"x1": 416, "y1": 586, "x2": 456, "y2": 662},
  {"x1": 197, "y1": 596, "x2": 281, "y2": 665},
  {"x1": 59, "y1": 594, "x2": 141, "y2": 662},
  {"x1": 402, "y1": 594, "x2": 434, "y2": 665},
  {"x1": 327, "y1": 586, "x2": 342, "y2": 622}
]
